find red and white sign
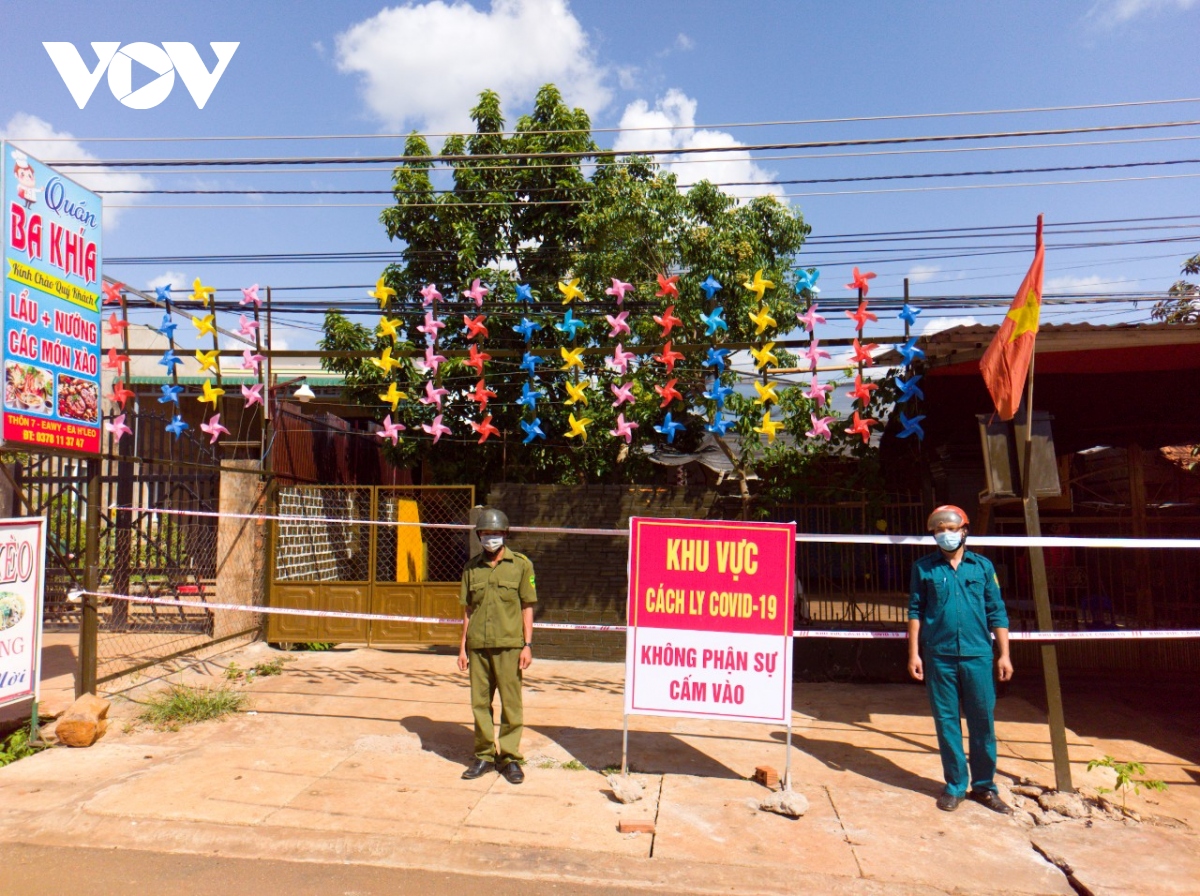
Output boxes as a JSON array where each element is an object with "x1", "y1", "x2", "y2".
[
  {"x1": 624, "y1": 517, "x2": 795, "y2": 724},
  {"x1": 0, "y1": 518, "x2": 46, "y2": 710}
]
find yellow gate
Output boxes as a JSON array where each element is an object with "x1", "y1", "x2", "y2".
[{"x1": 267, "y1": 485, "x2": 473, "y2": 646}]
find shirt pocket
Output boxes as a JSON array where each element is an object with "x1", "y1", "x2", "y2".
[
  {"x1": 468, "y1": 568, "x2": 492, "y2": 604},
  {"x1": 962, "y1": 569, "x2": 988, "y2": 626},
  {"x1": 495, "y1": 566, "x2": 523, "y2": 596}
]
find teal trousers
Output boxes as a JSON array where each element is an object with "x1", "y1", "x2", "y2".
[{"x1": 925, "y1": 654, "x2": 998, "y2": 797}]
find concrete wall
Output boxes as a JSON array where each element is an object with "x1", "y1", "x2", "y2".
[
  {"x1": 214, "y1": 462, "x2": 269, "y2": 638},
  {"x1": 487, "y1": 484, "x2": 717, "y2": 662}
]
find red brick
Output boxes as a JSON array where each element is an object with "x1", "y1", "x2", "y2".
[{"x1": 618, "y1": 820, "x2": 655, "y2": 834}]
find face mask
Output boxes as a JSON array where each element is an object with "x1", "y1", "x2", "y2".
[
  {"x1": 481, "y1": 536, "x2": 504, "y2": 553},
  {"x1": 934, "y1": 530, "x2": 963, "y2": 552}
]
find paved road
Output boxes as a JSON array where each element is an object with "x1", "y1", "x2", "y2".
[{"x1": 7, "y1": 843, "x2": 663, "y2": 896}]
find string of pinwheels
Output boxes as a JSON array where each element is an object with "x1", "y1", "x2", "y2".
[{"x1": 895, "y1": 292, "x2": 926, "y2": 442}]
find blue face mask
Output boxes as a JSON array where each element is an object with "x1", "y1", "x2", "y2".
[{"x1": 934, "y1": 530, "x2": 964, "y2": 552}]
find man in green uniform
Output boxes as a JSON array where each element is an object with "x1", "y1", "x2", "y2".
[
  {"x1": 908, "y1": 504, "x2": 1014, "y2": 814},
  {"x1": 458, "y1": 507, "x2": 536, "y2": 784}
]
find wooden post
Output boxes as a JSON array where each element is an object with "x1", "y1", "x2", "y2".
[
  {"x1": 1127, "y1": 444, "x2": 1154, "y2": 625},
  {"x1": 78, "y1": 457, "x2": 100, "y2": 698}
]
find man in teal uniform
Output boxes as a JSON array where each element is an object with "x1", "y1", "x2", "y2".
[
  {"x1": 908, "y1": 504, "x2": 1014, "y2": 814},
  {"x1": 458, "y1": 507, "x2": 536, "y2": 784}
]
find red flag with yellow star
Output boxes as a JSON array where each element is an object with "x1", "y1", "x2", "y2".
[{"x1": 980, "y1": 214, "x2": 1044, "y2": 420}]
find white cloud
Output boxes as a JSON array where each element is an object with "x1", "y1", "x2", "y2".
[
  {"x1": 613, "y1": 89, "x2": 781, "y2": 201},
  {"x1": 675, "y1": 33, "x2": 694, "y2": 51},
  {"x1": 906, "y1": 264, "x2": 941, "y2": 284},
  {"x1": 1, "y1": 112, "x2": 152, "y2": 227},
  {"x1": 1045, "y1": 274, "x2": 1106, "y2": 294},
  {"x1": 921, "y1": 316, "x2": 978, "y2": 335},
  {"x1": 145, "y1": 270, "x2": 190, "y2": 294},
  {"x1": 1087, "y1": 0, "x2": 1196, "y2": 25},
  {"x1": 334, "y1": 0, "x2": 611, "y2": 135}
]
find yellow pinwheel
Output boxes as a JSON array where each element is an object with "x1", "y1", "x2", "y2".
[
  {"x1": 192, "y1": 313, "x2": 216, "y2": 337},
  {"x1": 376, "y1": 316, "x2": 402, "y2": 340},
  {"x1": 750, "y1": 342, "x2": 778, "y2": 370},
  {"x1": 199, "y1": 379, "x2": 225, "y2": 407},
  {"x1": 748, "y1": 304, "x2": 777, "y2": 336},
  {"x1": 565, "y1": 412, "x2": 593, "y2": 441},
  {"x1": 379, "y1": 381, "x2": 407, "y2": 411},
  {"x1": 371, "y1": 346, "x2": 400, "y2": 373},
  {"x1": 754, "y1": 410, "x2": 784, "y2": 443},
  {"x1": 558, "y1": 278, "x2": 584, "y2": 304},
  {"x1": 564, "y1": 381, "x2": 590, "y2": 406},
  {"x1": 195, "y1": 349, "x2": 220, "y2": 373},
  {"x1": 369, "y1": 277, "x2": 396, "y2": 309},
  {"x1": 191, "y1": 278, "x2": 216, "y2": 305},
  {"x1": 560, "y1": 345, "x2": 585, "y2": 370},
  {"x1": 753, "y1": 380, "x2": 778, "y2": 406},
  {"x1": 742, "y1": 269, "x2": 775, "y2": 302}
]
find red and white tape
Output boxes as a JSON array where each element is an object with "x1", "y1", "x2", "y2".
[
  {"x1": 111, "y1": 506, "x2": 1200, "y2": 550},
  {"x1": 80, "y1": 592, "x2": 1200, "y2": 640}
]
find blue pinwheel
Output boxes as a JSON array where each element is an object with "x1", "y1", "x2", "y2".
[
  {"x1": 157, "y1": 383, "x2": 184, "y2": 405},
  {"x1": 794, "y1": 267, "x2": 820, "y2": 295},
  {"x1": 153, "y1": 314, "x2": 178, "y2": 341},
  {"x1": 895, "y1": 374, "x2": 925, "y2": 402},
  {"x1": 158, "y1": 349, "x2": 182, "y2": 373},
  {"x1": 165, "y1": 415, "x2": 189, "y2": 438},
  {"x1": 555, "y1": 308, "x2": 586, "y2": 339},
  {"x1": 703, "y1": 346, "x2": 730, "y2": 371},
  {"x1": 705, "y1": 413, "x2": 732, "y2": 436},
  {"x1": 654, "y1": 412, "x2": 685, "y2": 444},
  {"x1": 154, "y1": 284, "x2": 172, "y2": 302},
  {"x1": 515, "y1": 283, "x2": 534, "y2": 303},
  {"x1": 513, "y1": 317, "x2": 542, "y2": 340},
  {"x1": 703, "y1": 380, "x2": 734, "y2": 406},
  {"x1": 520, "y1": 417, "x2": 546, "y2": 444},
  {"x1": 517, "y1": 381, "x2": 543, "y2": 411},
  {"x1": 897, "y1": 412, "x2": 926, "y2": 441},
  {"x1": 520, "y1": 351, "x2": 544, "y2": 377},
  {"x1": 700, "y1": 307, "x2": 728, "y2": 336},
  {"x1": 899, "y1": 337, "x2": 926, "y2": 365},
  {"x1": 700, "y1": 275, "x2": 723, "y2": 300},
  {"x1": 897, "y1": 303, "x2": 922, "y2": 327}
]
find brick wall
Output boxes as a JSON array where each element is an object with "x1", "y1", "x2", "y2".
[{"x1": 486, "y1": 484, "x2": 717, "y2": 662}]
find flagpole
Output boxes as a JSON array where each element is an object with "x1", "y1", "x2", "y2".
[{"x1": 1018, "y1": 223, "x2": 1075, "y2": 794}]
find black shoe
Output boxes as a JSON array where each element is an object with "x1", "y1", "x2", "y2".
[
  {"x1": 461, "y1": 759, "x2": 493, "y2": 780},
  {"x1": 969, "y1": 789, "x2": 1014, "y2": 815},
  {"x1": 499, "y1": 760, "x2": 525, "y2": 784},
  {"x1": 936, "y1": 791, "x2": 964, "y2": 812}
]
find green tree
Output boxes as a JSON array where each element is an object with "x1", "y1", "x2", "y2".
[{"x1": 1151, "y1": 252, "x2": 1200, "y2": 324}]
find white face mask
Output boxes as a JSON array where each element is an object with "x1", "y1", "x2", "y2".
[
  {"x1": 934, "y1": 530, "x2": 964, "y2": 552},
  {"x1": 481, "y1": 535, "x2": 504, "y2": 554}
]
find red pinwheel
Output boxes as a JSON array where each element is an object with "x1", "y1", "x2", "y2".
[
  {"x1": 463, "y1": 314, "x2": 489, "y2": 340},
  {"x1": 844, "y1": 411, "x2": 878, "y2": 444},
  {"x1": 845, "y1": 267, "x2": 876, "y2": 296},
  {"x1": 850, "y1": 338, "x2": 879, "y2": 365},
  {"x1": 654, "y1": 378, "x2": 682, "y2": 408},
  {"x1": 103, "y1": 347, "x2": 130, "y2": 371},
  {"x1": 471, "y1": 415, "x2": 501, "y2": 444},
  {"x1": 845, "y1": 300, "x2": 877, "y2": 331},
  {"x1": 655, "y1": 273, "x2": 679, "y2": 298},
  {"x1": 470, "y1": 379, "x2": 497, "y2": 411},
  {"x1": 107, "y1": 382, "x2": 135, "y2": 407},
  {"x1": 105, "y1": 312, "x2": 129, "y2": 337},
  {"x1": 102, "y1": 281, "x2": 124, "y2": 306},
  {"x1": 463, "y1": 344, "x2": 492, "y2": 376},
  {"x1": 655, "y1": 341, "x2": 684, "y2": 373},
  {"x1": 653, "y1": 305, "x2": 683, "y2": 338},
  {"x1": 848, "y1": 374, "x2": 878, "y2": 406}
]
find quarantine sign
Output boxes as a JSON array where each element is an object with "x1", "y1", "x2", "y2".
[
  {"x1": 0, "y1": 518, "x2": 46, "y2": 710},
  {"x1": 625, "y1": 517, "x2": 795, "y2": 724}
]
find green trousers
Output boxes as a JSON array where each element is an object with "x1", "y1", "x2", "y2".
[
  {"x1": 925, "y1": 654, "x2": 998, "y2": 797},
  {"x1": 468, "y1": 647, "x2": 524, "y2": 763}
]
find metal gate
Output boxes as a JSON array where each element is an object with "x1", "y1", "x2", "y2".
[{"x1": 267, "y1": 485, "x2": 474, "y2": 646}]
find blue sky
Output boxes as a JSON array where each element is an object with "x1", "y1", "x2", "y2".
[{"x1": 4, "y1": 0, "x2": 1199, "y2": 358}]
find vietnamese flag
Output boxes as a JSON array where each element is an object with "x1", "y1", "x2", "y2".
[{"x1": 980, "y1": 214, "x2": 1045, "y2": 420}]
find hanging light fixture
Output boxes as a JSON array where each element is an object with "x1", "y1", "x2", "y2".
[{"x1": 293, "y1": 382, "x2": 315, "y2": 403}]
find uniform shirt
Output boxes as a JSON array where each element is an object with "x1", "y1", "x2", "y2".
[
  {"x1": 908, "y1": 550, "x2": 1009, "y2": 658},
  {"x1": 460, "y1": 548, "x2": 537, "y2": 650}
]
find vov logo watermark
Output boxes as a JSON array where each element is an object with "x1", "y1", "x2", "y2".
[{"x1": 43, "y1": 42, "x2": 239, "y2": 110}]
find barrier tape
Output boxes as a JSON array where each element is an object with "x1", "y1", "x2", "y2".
[
  {"x1": 78, "y1": 591, "x2": 1200, "y2": 640},
  {"x1": 110, "y1": 505, "x2": 1200, "y2": 549}
]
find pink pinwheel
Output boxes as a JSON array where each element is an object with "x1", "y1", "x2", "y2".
[
  {"x1": 423, "y1": 345, "x2": 447, "y2": 375},
  {"x1": 805, "y1": 413, "x2": 835, "y2": 441},
  {"x1": 653, "y1": 305, "x2": 682, "y2": 338},
  {"x1": 463, "y1": 344, "x2": 492, "y2": 376},
  {"x1": 609, "y1": 343, "x2": 636, "y2": 375},
  {"x1": 471, "y1": 379, "x2": 497, "y2": 410},
  {"x1": 241, "y1": 383, "x2": 264, "y2": 408},
  {"x1": 240, "y1": 284, "x2": 261, "y2": 308},
  {"x1": 610, "y1": 381, "x2": 636, "y2": 407},
  {"x1": 200, "y1": 414, "x2": 230, "y2": 445},
  {"x1": 417, "y1": 312, "x2": 445, "y2": 340},
  {"x1": 471, "y1": 414, "x2": 500, "y2": 444},
  {"x1": 803, "y1": 338, "x2": 830, "y2": 371},
  {"x1": 606, "y1": 310, "x2": 631, "y2": 338},
  {"x1": 105, "y1": 413, "x2": 132, "y2": 441},
  {"x1": 422, "y1": 414, "x2": 451, "y2": 444},
  {"x1": 376, "y1": 414, "x2": 406, "y2": 446},
  {"x1": 463, "y1": 314, "x2": 488, "y2": 340},
  {"x1": 804, "y1": 375, "x2": 834, "y2": 408},
  {"x1": 462, "y1": 278, "x2": 489, "y2": 306},
  {"x1": 796, "y1": 303, "x2": 826, "y2": 332},
  {"x1": 419, "y1": 380, "x2": 449, "y2": 408},
  {"x1": 606, "y1": 278, "x2": 634, "y2": 303},
  {"x1": 237, "y1": 314, "x2": 259, "y2": 338},
  {"x1": 610, "y1": 413, "x2": 638, "y2": 444},
  {"x1": 105, "y1": 312, "x2": 129, "y2": 337},
  {"x1": 241, "y1": 349, "x2": 265, "y2": 372},
  {"x1": 420, "y1": 283, "x2": 442, "y2": 306},
  {"x1": 845, "y1": 267, "x2": 876, "y2": 296}
]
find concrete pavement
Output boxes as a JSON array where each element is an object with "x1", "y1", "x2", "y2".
[{"x1": 0, "y1": 642, "x2": 1197, "y2": 896}]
